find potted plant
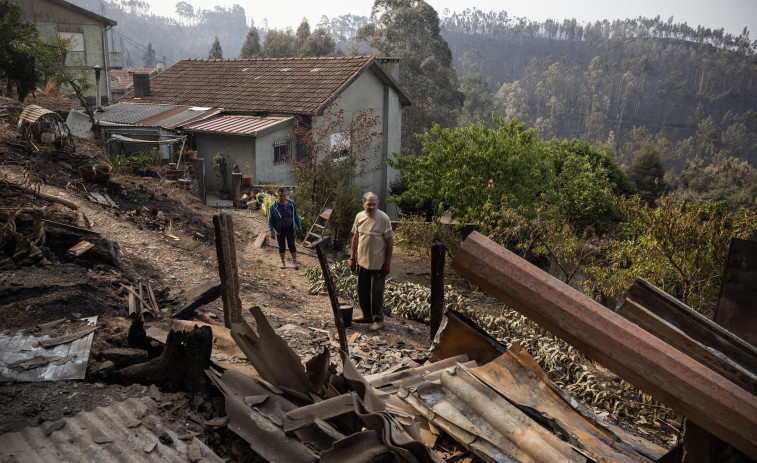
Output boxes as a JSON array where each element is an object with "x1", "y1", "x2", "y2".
[
  {"x1": 137, "y1": 148, "x2": 160, "y2": 177},
  {"x1": 212, "y1": 152, "x2": 230, "y2": 199},
  {"x1": 242, "y1": 162, "x2": 253, "y2": 187}
]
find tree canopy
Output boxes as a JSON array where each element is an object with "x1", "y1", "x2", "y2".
[
  {"x1": 239, "y1": 27, "x2": 261, "y2": 58},
  {"x1": 0, "y1": 0, "x2": 44, "y2": 100},
  {"x1": 208, "y1": 36, "x2": 223, "y2": 59},
  {"x1": 356, "y1": 0, "x2": 464, "y2": 155}
]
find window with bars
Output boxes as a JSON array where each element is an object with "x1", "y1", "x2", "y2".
[{"x1": 273, "y1": 140, "x2": 292, "y2": 164}]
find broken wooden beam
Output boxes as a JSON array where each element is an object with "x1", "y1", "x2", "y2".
[
  {"x1": 617, "y1": 298, "x2": 757, "y2": 394},
  {"x1": 314, "y1": 242, "x2": 349, "y2": 354},
  {"x1": 625, "y1": 278, "x2": 757, "y2": 375},
  {"x1": 451, "y1": 231, "x2": 757, "y2": 459},
  {"x1": 429, "y1": 243, "x2": 445, "y2": 341},
  {"x1": 170, "y1": 281, "x2": 222, "y2": 320},
  {"x1": 213, "y1": 213, "x2": 242, "y2": 328}
]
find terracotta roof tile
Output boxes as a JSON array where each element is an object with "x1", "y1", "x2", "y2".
[{"x1": 118, "y1": 56, "x2": 378, "y2": 115}]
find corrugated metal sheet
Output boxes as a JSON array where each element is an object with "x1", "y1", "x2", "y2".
[
  {"x1": 96, "y1": 103, "x2": 185, "y2": 125},
  {"x1": 18, "y1": 105, "x2": 59, "y2": 124},
  {"x1": 142, "y1": 107, "x2": 221, "y2": 130},
  {"x1": 184, "y1": 115, "x2": 292, "y2": 135},
  {"x1": 0, "y1": 317, "x2": 97, "y2": 382},
  {"x1": 0, "y1": 397, "x2": 224, "y2": 463}
]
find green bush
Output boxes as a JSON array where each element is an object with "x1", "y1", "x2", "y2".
[{"x1": 394, "y1": 215, "x2": 462, "y2": 261}]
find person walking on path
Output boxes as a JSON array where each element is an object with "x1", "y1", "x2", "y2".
[
  {"x1": 349, "y1": 192, "x2": 393, "y2": 331},
  {"x1": 268, "y1": 187, "x2": 302, "y2": 269}
]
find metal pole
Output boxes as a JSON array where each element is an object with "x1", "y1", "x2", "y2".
[
  {"x1": 451, "y1": 231, "x2": 757, "y2": 459},
  {"x1": 314, "y1": 242, "x2": 349, "y2": 354}
]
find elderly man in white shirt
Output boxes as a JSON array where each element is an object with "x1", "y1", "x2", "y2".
[{"x1": 349, "y1": 192, "x2": 393, "y2": 331}]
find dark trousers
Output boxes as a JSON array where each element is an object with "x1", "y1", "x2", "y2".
[
  {"x1": 357, "y1": 266, "x2": 385, "y2": 322},
  {"x1": 276, "y1": 228, "x2": 296, "y2": 254}
]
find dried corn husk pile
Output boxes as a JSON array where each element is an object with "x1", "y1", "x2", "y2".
[{"x1": 306, "y1": 262, "x2": 680, "y2": 441}]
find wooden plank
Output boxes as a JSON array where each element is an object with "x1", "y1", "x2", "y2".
[
  {"x1": 617, "y1": 299, "x2": 757, "y2": 394},
  {"x1": 451, "y1": 231, "x2": 757, "y2": 459},
  {"x1": 171, "y1": 281, "x2": 222, "y2": 320},
  {"x1": 626, "y1": 278, "x2": 757, "y2": 375},
  {"x1": 253, "y1": 232, "x2": 267, "y2": 249},
  {"x1": 68, "y1": 240, "x2": 94, "y2": 257}
]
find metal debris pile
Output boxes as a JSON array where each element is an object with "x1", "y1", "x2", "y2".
[{"x1": 306, "y1": 261, "x2": 680, "y2": 438}]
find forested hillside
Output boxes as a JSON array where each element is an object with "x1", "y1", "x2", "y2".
[
  {"x1": 66, "y1": 0, "x2": 249, "y2": 64},
  {"x1": 63, "y1": 1, "x2": 757, "y2": 171},
  {"x1": 439, "y1": 9, "x2": 757, "y2": 170}
]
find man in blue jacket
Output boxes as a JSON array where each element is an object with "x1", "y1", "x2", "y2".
[{"x1": 268, "y1": 187, "x2": 302, "y2": 269}]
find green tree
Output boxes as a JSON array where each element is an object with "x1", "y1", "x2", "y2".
[
  {"x1": 208, "y1": 36, "x2": 223, "y2": 59},
  {"x1": 294, "y1": 18, "x2": 310, "y2": 52},
  {"x1": 300, "y1": 29, "x2": 337, "y2": 57},
  {"x1": 239, "y1": 27, "x2": 262, "y2": 58},
  {"x1": 388, "y1": 115, "x2": 552, "y2": 227},
  {"x1": 587, "y1": 195, "x2": 757, "y2": 315},
  {"x1": 629, "y1": 144, "x2": 665, "y2": 203},
  {"x1": 356, "y1": 0, "x2": 464, "y2": 155},
  {"x1": 142, "y1": 42, "x2": 157, "y2": 67},
  {"x1": 546, "y1": 139, "x2": 635, "y2": 233},
  {"x1": 673, "y1": 156, "x2": 757, "y2": 210},
  {"x1": 261, "y1": 28, "x2": 296, "y2": 57},
  {"x1": 458, "y1": 73, "x2": 494, "y2": 127},
  {"x1": 0, "y1": 0, "x2": 43, "y2": 100},
  {"x1": 175, "y1": 1, "x2": 194, "y2": 25}
]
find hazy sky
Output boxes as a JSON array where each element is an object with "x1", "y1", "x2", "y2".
[{"x1": 147, "y1": 0, "x2": 757, "y2": 37}]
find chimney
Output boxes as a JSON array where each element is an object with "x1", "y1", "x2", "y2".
[
  {"x1": 378, "y1": 57, "x2": 400, "y2": 81},
  {"x1": 133, "y1": 73, "x2": 151, "y2": 97}
]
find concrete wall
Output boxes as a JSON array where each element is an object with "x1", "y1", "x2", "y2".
[
  {"x1": 196, "y1": 133, "x2": 255, "y2": 193},
  {"x1": 254, "y1": 126, "x2": 296, "y2": 186},
  {"x1": 326, "y1": 68, "x2": 403, "y2": 218},
  {"x1": 16, "y1": 0, "x2": 113, "y2": 99}
]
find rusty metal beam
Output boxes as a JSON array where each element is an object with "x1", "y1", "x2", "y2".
[{"x1": 451, "y1": 231, "x2": 757, "y2": 459}]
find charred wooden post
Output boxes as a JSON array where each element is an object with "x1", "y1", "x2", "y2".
[
  {"x1": 314, "y1": 241, "x2": 349, "y2": 354},
  {"x1": 110, "y1": 325, "x2": 212, "y2": 392},
  {"x1": 213, "y1": 213, "x2": 242, "y2": 328},
  {"x1": 452, "y1": 231, "x2": 757, "y2": 459},
  {"x1": 430, "y1": 242, "x2": 445, "y2": 341}
]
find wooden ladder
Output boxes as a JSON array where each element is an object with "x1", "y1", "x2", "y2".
[{"x1": 303, "y1": 205, "x2": 333, "y2": 247}]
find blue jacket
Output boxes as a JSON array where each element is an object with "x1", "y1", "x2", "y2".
[{"x1": 268, "y1": 198, "x2": 302, "y2": 235}]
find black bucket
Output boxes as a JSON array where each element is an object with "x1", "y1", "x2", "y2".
[{"x1": 339, "y1": 304, "x2": 353, "y2": 328}]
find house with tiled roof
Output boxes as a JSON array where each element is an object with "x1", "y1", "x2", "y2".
[
  {"x1": 13, "y1": 0, "x2": 117, "y2": 99},
  {"x1": 117, "y1": 55, "x2": 411, "y2": 214},
  {"x1": 110, "y1": 68, "x2": 160, "y2": 100}
]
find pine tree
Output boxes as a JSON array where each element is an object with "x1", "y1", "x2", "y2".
[
  {"x1": 142, "y1": 42, "x2": 157, "y2": 67},
  {"x1": 208, "y1": 36, "x2": 223, "y2": 59},
  {"x1": 239, "y1": 27, "x2": 261, "y2": 58}
]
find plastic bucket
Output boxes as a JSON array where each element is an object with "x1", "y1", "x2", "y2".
[
  {"x1": 339, "y1": 304, "x2": 353, "y2": 328},
  {"x1": 78, "y1": 165, "x2": 96, "y2": 181}
]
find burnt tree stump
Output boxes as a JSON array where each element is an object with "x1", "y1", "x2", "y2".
[{"x1": 111, "y1": 325, "x2": 212, "y2": 392}]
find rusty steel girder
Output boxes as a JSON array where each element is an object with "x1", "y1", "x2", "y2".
[{"x1": 451, "y1": 232, "x2": 757, "y2": 459}]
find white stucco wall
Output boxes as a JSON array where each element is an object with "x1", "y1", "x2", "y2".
[{"x1": 325, "y1": 68, "x2": 403, "y2": 218}]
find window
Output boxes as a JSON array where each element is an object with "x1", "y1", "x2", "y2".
[
  {"x1": 58, "y1": 32, "x2": 85, "y2": 52},
  {"x1": 273, "y1": 140, "x2": 292, "y2": 164},
  {"x1": 330, "y1": 132, "x2": 351, "y2": 162}
]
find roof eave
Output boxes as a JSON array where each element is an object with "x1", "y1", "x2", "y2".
[{"x1": 44, "y1": 0, "x2": 117, "y2": 26}]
